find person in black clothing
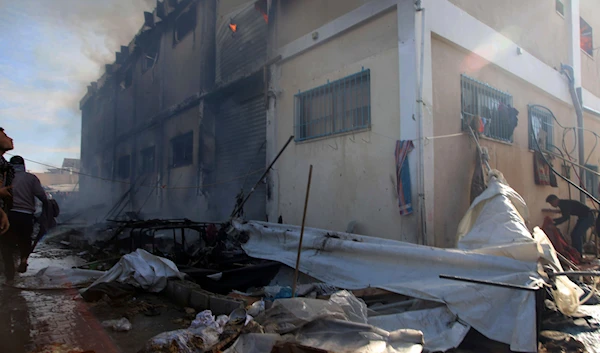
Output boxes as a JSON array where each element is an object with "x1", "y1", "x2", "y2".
[{"x1": 546, "y1": 194, "x2": 595, "y2": 256}]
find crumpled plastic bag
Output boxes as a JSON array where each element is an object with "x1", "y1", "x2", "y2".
[
  {"x1": 138, "y1": 329, "x2": 207, "y2": 353},
  {"x1": 247, "y1": 300, "x2": 265, "y2": 317},
  {"x1": 140, "y1": 310, "x2": 228, "y2": 353},
  {"x1": 256, "y1": 290, "x2": 368, "y2": 334},
  {"x1": 101, "y1": 317, "x2": 132, "y2": 332}
]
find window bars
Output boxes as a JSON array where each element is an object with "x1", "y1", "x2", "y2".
[
  {"x1": 295, "y1": 69, "x2": 371, "y2": 142},
  {"x1": 461, "y1": 74, "x2": 514, "y2": 142}
]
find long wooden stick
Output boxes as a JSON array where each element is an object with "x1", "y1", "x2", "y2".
[
  {"x1": 231, "y1": 135, "x2": 295, "y2": 218},
  {"x1": 292, "y1": 165, "x2": 313, "y2": 297}
]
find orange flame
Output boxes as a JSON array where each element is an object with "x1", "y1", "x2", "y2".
[{"x1": 229, "y1": 23, "x2": 237, "y2": 32}]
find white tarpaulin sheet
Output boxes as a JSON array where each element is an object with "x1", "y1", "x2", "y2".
[
  {"x1": 82, "y1": 249, "x2": 184, "y2": 293},
  {"x1": 15, "y1": 266, "x2": 104, "y2": 290},
  {"x1": 235, "y1": 174, "x2": 580, "y2": 352}
]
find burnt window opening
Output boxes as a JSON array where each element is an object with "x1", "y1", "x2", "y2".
[
  {"x1": 140, "y1": 146, "x2": 156, "y2": 173},
  {"x1": 581, "y1": 17, "x2": 594, "y2": 57},
  {"x1": 118, "y1": 155, "x2": 131, "y2": 179},
  {"x1": 254, "y1": 0, "x2": 268, "y2": 23},
  {"x1": 142, "y1": 41, "x2": 160, "y2": 74},
  {"x1": 170, "y1": 131, "x2": 194, "y2": 168},
  {"x1": 555, "y1": 0, "x2": 564, "y2": 17},
  {"x1": 174, "y1": 5, "x2": 197, "y2": 44},
  {"x1": 121, "y1": 67, "x2": 133, "y2": 90},
  {"x1": 460, "y1": 74, "x2": 516, "y2": 143}
]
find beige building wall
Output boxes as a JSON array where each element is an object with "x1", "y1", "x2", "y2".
[
  {"x1": 431, "y1": 36, "x2": 578, "y2": 247},
  {"x1": 34, "y1": 173, "x2": 79, "y2": 187},
  {"x1": 273, "y1": 0, "x2": 370, "y2": 48},
  {"x1": 580, "y1": 0, "x2": 600, "y2": 99},
  {"x1": 449, "y1": 0, "x2": 570, "y2": 72},
  {"x1": 273, "y1": 10, "x2": 414, "y2": 241}
]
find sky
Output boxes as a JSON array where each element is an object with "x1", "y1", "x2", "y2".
[{"x1": 0, "y1": 0, "x2": 154, "y2": 172}]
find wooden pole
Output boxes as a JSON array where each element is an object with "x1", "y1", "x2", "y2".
[{"x1": 292, "y1": 164, "x2": 313, "y2": 297}]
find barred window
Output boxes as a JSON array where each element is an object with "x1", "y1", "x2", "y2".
[
  {"x1": 461, "y1": 74, "x2": 515, "y2": 142},
  {"x1": 528, "y1": 105, "x2": 554, "y2": 151},
  {"x1": 295, "y1": 69, "x2": 371, "y2": 142}
]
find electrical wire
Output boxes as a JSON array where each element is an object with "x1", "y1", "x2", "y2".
[
  {"x1": 5, "y1": 153, "x2": 266, "y2": 191},
  {"x1": 531, "y1": 105, "x2": 600, "y2": 206}
]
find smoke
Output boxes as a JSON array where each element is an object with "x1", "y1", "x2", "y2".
[{"x1": 0, "y1": 0, "x2": 155, "y2": 168}]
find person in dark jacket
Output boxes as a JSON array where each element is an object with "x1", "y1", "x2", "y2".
[
  {"x1": 1, "y1": 156, "x2": 48, "y2": 282},
  {"x1": 546, "y1": 194, "x2": 595, "y2": 256}
]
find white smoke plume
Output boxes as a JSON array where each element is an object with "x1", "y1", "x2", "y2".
[{"x1": 0, "y1": 0, "x2": 155, "y2": 169}]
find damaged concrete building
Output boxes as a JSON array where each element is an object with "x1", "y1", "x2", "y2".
[{"x1": 81, "y1": 0, "x2": 600, "y2": 247}]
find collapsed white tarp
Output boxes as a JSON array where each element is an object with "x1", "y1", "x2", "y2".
[
  {"x1": 15, "y1": 266, "x2": 103, "y2": 290},
  {"x1": 82, "y1": 249, "x2": 184, "y2": 293},
  {"x1": 225, "y1": 291, "x2": 425, "y2": 353},
  {"x1": 234, "y1": 174, "x2": 580, "y2": 352}
]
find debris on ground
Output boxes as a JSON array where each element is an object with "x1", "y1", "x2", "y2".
[
  {"x1": 102, "y1": 317, "x2": 133, "y2": 332},
  {"x1": 28, "y1": 344, "x2": 95, "y2": 353},
  {"x1": 81, "y1": 249, "x2": 184, "y2": 299},
  {"x1": 40, "y1": 169, "x2": 600, "y2": 353}
]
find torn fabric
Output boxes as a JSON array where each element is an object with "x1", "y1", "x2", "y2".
[{"x1": 395, "y1": 140, "x2": 414, "y2": 216}]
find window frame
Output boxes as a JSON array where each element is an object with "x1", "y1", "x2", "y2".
[
  {"x1": 528, "y1": 105, "x2": 554, "y2": 151},
  {"x1": 170, "y1": 131, "x2": 194, "y2": 169},
  {"x1": 460, "y1": 74, "x2": 514, "y2": 143},
  {"x1": 294, "y1": 69, "x2": 371, "y2": 142},
  {"x1": 173, "y1": 4, "x2": 197, "y2": 45},
  {"x1": 581, "y1": 17, "x2": 594, "y2": 58},
  {"x1": 555, "y1": 0, "x2": 565, "y2": 18},
  {"x1": 117, "y1": 155, "x2": 131, "y2": 179},
  {"x1": 584, "y1": 164, "x2": 599, "y2": 198},
  {"x1": 141, "y1": 41, "x2": 160, "y2": 74},
  {"x1": 140, "y1": 146, "x2": 156, "y2": 174}
]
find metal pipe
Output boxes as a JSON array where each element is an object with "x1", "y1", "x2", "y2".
[
  {"x1": 292, "y1": 164, "x2": 313, "y2": 297},
  {"x1": 439, "y1": 274, "x2": 540, "y2": 292},
  {"x1": 561, "y1": 64, "x2": 586, "y2": 203},
  {"x1": 416, "y1": 7, "x2": 427, "y2": 245},
  {"x1": 548, "y1": 271, "x2": 600, "y2": 278}
]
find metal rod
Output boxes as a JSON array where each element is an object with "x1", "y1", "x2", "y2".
[
  {"x1": 292, "y1": 164, "x2": 313, "y2": 298},
  {"x1": 439, "y1": 274, "x2": 539, "y2": 292},
  {"x1": 231, "y1": 135, "x2": 295, "y2": 218},
  {"x1": 548, "y1": 271, "x2": 600, "y2": 277}
]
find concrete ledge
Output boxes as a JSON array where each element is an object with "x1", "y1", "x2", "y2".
[{"x1": 163, "y1": 279, "x2": 244, "y2": 315}]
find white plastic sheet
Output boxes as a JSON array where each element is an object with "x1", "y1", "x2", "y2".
[
  {"x1": 235, "y1": 175, "x2": 580, "y2": 352},
  {"x1": 82, "y1": 249, "x2": 184, "y2": 294},
  {"x1": 15, "y1": 266, "x2": 104, "y2": 290}
]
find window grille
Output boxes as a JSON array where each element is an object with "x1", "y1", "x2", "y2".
[
  {"x1": 528, "y1": 105, "x2": 554, "y2": 151},
  {"x1": 295, "y1": 69, "x2": 371, "y2": 141},
  {"x1": 460, "y1": 74, "x2": 514, "y2": 142}
]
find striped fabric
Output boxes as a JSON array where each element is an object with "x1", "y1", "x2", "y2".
[{"x1": 395, "y1": 140, "x2": 414, "y2": 216}]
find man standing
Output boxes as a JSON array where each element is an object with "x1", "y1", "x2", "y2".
[
  {"x1": 546, "y1": 194, "x2": 595, "y2": 256},
  {"x1": 3, "y1": 156, "x2": 48, "y2": 280}
]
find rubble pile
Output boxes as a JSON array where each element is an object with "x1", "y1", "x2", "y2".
[{"x1": 29, "y1": 171, "x2": 600, "y2": 352}]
